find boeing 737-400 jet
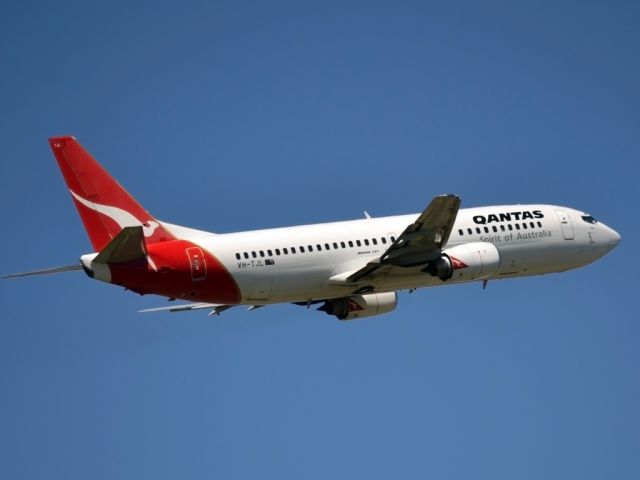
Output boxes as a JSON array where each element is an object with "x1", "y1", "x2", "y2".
[{"x1": 3, "y1": 137, "x2": 621, "y2": 320}]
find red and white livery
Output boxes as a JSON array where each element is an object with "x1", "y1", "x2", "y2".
[{"x1": 4, "y1": 137, "x2": 621, "y2": 320}]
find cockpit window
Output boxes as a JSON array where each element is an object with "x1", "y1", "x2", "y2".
[{"x1": 582, "y1": 215, "x2": 597, "y2": 224}]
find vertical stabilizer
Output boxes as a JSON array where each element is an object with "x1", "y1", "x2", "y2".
[{"x1": 48, "y1": 136, "x2": 175, "y2": 251}]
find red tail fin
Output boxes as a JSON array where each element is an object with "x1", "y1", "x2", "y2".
[{"x1": 49, "y1": 136, "x2": 175, "y2": 251}]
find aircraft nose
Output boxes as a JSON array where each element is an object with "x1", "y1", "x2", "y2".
[{"x1": 608, "y1": 228, "x2": 621, "y2": 247}]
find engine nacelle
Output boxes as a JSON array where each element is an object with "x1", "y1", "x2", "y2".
[
  {"x1": 423, "y1": 242, "x2": 500, "y2": 281},
  {"x1": 318, "y1": 292, "x2": 398, "y2": 321}
]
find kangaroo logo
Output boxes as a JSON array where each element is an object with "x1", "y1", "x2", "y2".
[{"x1": 70, "y1": 190, "x2": 160, "y2": 237}]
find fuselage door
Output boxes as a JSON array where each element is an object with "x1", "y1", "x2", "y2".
[
  {"x1": 186, "y1": 247, "x2": 207, "y2": 281},
  {"x1": 554, "y1": 209, "x2": 574, "y2": 240}
]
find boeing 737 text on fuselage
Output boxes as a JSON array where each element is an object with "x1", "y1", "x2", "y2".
[{"x1": 3, "y1": 137, "x2": 621, "y2": 320}]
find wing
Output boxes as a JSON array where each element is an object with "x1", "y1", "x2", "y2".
[
  {"x1": 347, "y1": 194, "x2": 461, "y2": 283},
  {"x1": 139, "y1": 303, "x2": 234, "y2": 316}
]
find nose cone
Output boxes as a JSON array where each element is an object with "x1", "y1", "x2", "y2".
[{"x1": 608, "y1": 228, "x2": 621, "y2": 248}]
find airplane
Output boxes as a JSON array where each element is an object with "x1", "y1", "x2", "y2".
[{"x1": 3, "y1": 137, "x2": 621, "y2": 320}]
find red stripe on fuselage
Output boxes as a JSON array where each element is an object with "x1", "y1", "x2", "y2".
[{"x1": 107, "y1": 240, "x2": 241, "y2": 304}]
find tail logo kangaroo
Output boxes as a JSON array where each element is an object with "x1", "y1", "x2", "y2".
[{"x1": 69, "y1": 190, "x2": 160, "y2": 238}]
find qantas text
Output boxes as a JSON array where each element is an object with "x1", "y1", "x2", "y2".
[{"x1": 473, "y1": 210, "x2": 544, "y2": 225}]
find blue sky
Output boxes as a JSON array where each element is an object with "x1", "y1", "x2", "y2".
[{"x1": 1, "y1": 1, "x2": 638, "y2": 478}]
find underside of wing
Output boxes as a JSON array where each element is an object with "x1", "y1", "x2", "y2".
[
  {"x1": 139, "y1": 303, "x2": 233, "y2": 316},
  {"x1": 347, "y1": 194, "x2": 461, "y2": 283}
]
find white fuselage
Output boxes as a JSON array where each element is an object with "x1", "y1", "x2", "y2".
[
  {"x1": 38, "y1": 138, "x2": 620, "y2": 314},
  {"x1": 168, "y1": 204, "x2": 620, "y2": 305}
]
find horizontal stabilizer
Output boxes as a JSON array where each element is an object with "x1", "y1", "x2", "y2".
[
  {"x1": 93, "y1": 226, "x2": 146, "y2": 264},
  {"x1": 2, "y1": 264, "x2": 82, "y2": 279}
]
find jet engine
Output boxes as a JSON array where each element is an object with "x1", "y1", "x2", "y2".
[
  {"x1": 318, "y1": 292, "x2": 398, "y2": 320},
  {"x1": 423, "y1": 242, "x2": 500, "y2": 281}
]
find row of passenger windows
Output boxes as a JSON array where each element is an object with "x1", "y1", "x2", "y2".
[
  {"x1": 235, "y1": 236, "x2": 397, "y2": 260},
  {"x1": 459, "y1": 221, "x2": 543, "y2": 236},
  {"x1": 234, "y1": 221, "x2": 546, "y2": 260}
]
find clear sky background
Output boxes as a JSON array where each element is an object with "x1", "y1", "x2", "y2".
[{"x1": 0, "y1": 1, "x2": 638, "y2": 479}]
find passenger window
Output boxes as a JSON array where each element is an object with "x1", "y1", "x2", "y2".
[
  {"x1": 235, "y1": 253, "x2": 241, "y2": 260},
  {"x1": 333, "y1": 242, "x2": 338, "y2": 249},
  {"x1": 484, "y1": 227, "x2": 489, "y2": 233},
  {"x1": 458, "y1": 229, "x2": 463, "y2": 236},
  {"x1": 476, "y1": 228, "x2": 481, "y2": 234},
  {"x1": 341, "y1": 242, "x2": 346, "y2": 248},
  {"x1": 500, "y1": 225, "x2": 505, "y2": 232},
  {"x1": 537, "y1": 221, "x2": 542, "y2": 228},
  {"x1": 291, "y1": 247, "x2": 296, "y2": 254},
  {"x1": 356, "y1": 240, "x2": 362, "y2": 247},
  {"x1": 259, "y1": 250, "x2": 265, "y2": 257},
  {"x1": 508, "y1": 224, "x2": 513, "y2": 231},
  {"x1": 515, "y1": 224, "x2": 520, "y2": 230},
  {"x1": 244, "y1": 252, "x2": 249, "y2": 259},
  {"x1": 492, "y1": 226, "x2": 497, "y2": 233},
  {"x1": 283, "y1": 248, "x2": 289, "y2": 255},
  {"x1": 364, "y1": 239, "x2": 370, "y2": 246},
  {"x1": 275, "y1": 249, "x2": 281, "y2": 256},
  {"x1": 308, "y1": 245, "x2": 313, "y2": 252},
  {"x1": 522, "y1": 223, "x2": 527, "y2": 229},
  {"x1": 372, "y1": 238, "x2": 378, "y2": 245},
  {"x1": 300, "y1": 246, "x2": 305, "y2": 253},
  {"x1": 467, "y1": 228, "x2": 473, "y2": 235},
  {"x1": 325, "y1": 243, "x2": 330, "y2": 250},
  {"x1": 252, "y1": 251, "x2": 257, "y2": 258},
  {"x1": 381, "y1": 237, "x2": 387, "y2": 244},
  {"x1": 348, "y1": 241, "x2": 354, "y2": 247},
  {"x1": 267, "y1": 249, "x2": 273, "y2": 256},
  {"x1": 530, "y1": 222, "x2": 535, "y2": 228},
  {"x1": 390, "y1": 236, "x2": 396, "y2": 242}
]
